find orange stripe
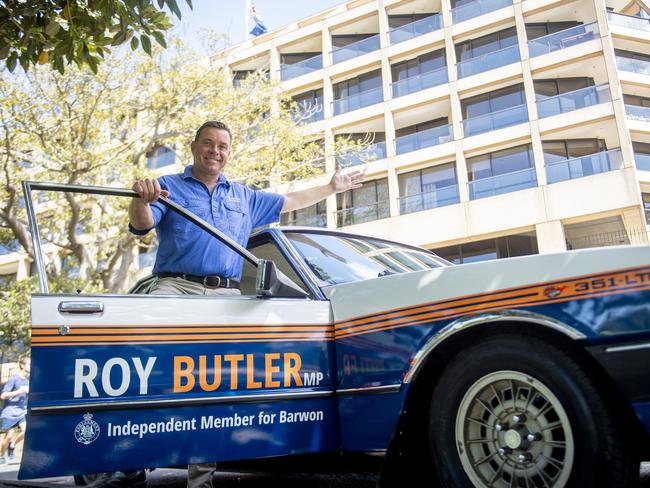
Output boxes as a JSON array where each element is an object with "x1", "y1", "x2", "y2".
[
  {"x1": 32, "y1": 326, "x2": 331, "y2": 335},
  {"x1": 31, "y1": 337, "x2": 335, "y2": 346}
]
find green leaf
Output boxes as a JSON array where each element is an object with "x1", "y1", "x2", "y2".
[
  {"x1": 6, "y1": 53, "x2": 17, "y2": 72},
  {"x1": 130, "y1": 35, "x2": 139, "y2": 51},
  {"x1": 45, "y1": 20, "x2": 61, "y2": 37},
  {"x1": 112, "y1": 30, "x2": 127, "y2": 46},
  {"x1": 0, "y1": 45, "x2": 9, "y2": 60},
  {"x1": 141, "y1": 34, "x2": 151, "y2": 55},
  {"x1": 152, "y1": 31, "x2": 166, "y2": 49},
  {"x1": 185, "y1": 0, "x2": 193, "y2": 8}
]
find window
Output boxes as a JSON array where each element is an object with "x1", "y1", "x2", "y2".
[
  {"x1": 331, "y1": 34, "x2": 376, "y2": 48},
  {"x1": 280, "y1": 201, "x2": 327, "y2": 227},
  {"x1": 388, "y1": 14, "x2": 434, "y2": 28},
  {"x1": 564, "y1": 216, "x2": 631, "y2": 250},
  {"x1": 534, "y1": 78, "x2": 594, "y2": 98},
  {"x1": 233, "y1": 70, "x2": 253, "y2": 87},
  {"x1": 391, "y1": 50, "x2": 446, "y2": 82},
  {"x1": 334, "y1": 70, "x2": 382, "y2": 99},
  {"x1": 455, "y1": 28, "x2": 517, "y2": 62},
  {"x1": 643, "y1": 193, "x2": 650, "y2": 223},
  {"x1": 281, "y1": 52, "x2": 321, "y2": 65},
  {"x1": 434, "y1": 232, "x2": 538, "y2": 264},
  {"x1": 146, "y1": 146, "x2": 175, "y2": 170},
  {"x1": 467, "y1": 144, "x2": 534, "y2": 181},
  {"x1": 525, "y1": 22, "x2": 580, "y2": 40},
  {"x1": 615, "y1": 49, "x2": 650, "y2": 62},
  {"x1": 398, "y1": 163, "x2": 459, "y2": 213},
  {"x1": 396, "y1": 118, "x2": 448, "y2": 138},
  {"x1": 542, "y1": 139, "x2": 607, "y2": 164},
  {"x1": 292, "y1": 89, "x2": 323, "y2": 122},
  {"x1": 624, "y1": 94, "x2": 650, "y2": 107},
  {"x1": 336, "y1": 178, "x2": 389, "y2": 226},
  {"x1": 462, "y1": 84, "x2": 525, "y2": 118}
]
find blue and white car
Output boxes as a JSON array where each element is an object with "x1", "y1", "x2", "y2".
[{"x1": 19, "y1": 181, "x2": 650, "y2": 487}]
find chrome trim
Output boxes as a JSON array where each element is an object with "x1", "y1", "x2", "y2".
[
  {"x1": 605, "y1": 342, "x2": 650, "y2": 353},
  {"x1": 58, "y1": 301, "x2": 104, "y2": 314},
  {"x1": 336, "y1": 384, "x2": 401, "y2": 395},
  {"x1": 403, "y1": 310, "x2": 586, "y2": 384},
  {"x1": 22, "y1": 182, "x2": 48, "y2": 293},
  {"x1": 29, "y1": 389, "x2": 335, "y2": 415}
]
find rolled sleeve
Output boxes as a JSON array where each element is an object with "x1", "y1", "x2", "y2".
[{"x1": 127, "y1": 179, "x2": 168, "y2": 236}]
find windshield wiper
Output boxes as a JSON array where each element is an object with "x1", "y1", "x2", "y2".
[{"x1": 378, "y1": 269, "x2": 395, "y2": 277}]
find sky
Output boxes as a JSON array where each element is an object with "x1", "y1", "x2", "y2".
[{"x1": 172, "y1": 0, "x2": 346, "y2": 52}]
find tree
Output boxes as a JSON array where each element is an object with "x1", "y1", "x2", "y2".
[
  {"x1": 0, "y1": 0, "x2": 192, "y2": 74},
  {"x1": 0, "y1": 36, "x2": 365, "y2": 296}
]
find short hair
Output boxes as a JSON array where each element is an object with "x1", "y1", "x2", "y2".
[
  {"x1": 18, "y1": 356, "x2": 29, "y2": 368},
  {"x1": 194, "y1": 121, "x2": 232, "y2": 143}
]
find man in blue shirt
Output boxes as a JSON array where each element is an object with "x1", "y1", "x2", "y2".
[
  {"x1": 129, "y1": 120, "x2": 362, "y2": 486},
  {"x1": 0, "y1": 357, "x2": 29, "y2": 465}
]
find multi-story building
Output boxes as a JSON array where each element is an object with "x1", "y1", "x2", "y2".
[{"x1": 217, "y1": 0, "x2": 650, "y2": 263}]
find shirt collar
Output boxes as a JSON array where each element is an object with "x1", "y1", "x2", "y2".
[{"x1": 182, "y1": 165, "x2": 231, "y2": 188}]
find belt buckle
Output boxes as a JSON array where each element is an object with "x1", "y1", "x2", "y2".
[{"x1": 203, "y1": 276, "x2": 221, "y2": 289}]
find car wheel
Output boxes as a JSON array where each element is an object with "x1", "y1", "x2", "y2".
[
  {"x1": 429, "y1": 333, "x2": 639, "y2": 488},
  {"x1": 74, "y1": 470, "x2": 147, "y2": 487}
]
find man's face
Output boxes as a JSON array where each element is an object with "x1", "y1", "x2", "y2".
[
  {"x1": 19, "y1": 360, "x2": 30, "y2": 376},
  {"x1": 190, "y1": 127, "x2": 231, "y2": 177}
]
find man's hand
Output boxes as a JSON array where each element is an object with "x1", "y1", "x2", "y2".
[
  {"x1": 132, "y1": 178, "x2": 169, "y2": 203},
  {"x1": 329, "y1": 167, "x2": 364, "y2": 194}
]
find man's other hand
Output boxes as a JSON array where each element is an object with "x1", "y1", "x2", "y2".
[
  {"x1": 133, "y1": 179, "x2": 170, "y2": 203},
  {"x1": 329, "y1": 168, "x2": 364, "y2": 194}
]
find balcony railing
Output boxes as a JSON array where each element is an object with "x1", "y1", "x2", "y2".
[
  {"x1": 469, "y1": 167, "x2": 537, "y2": 199},
  {"x1": 398, "y1": 185, "x2": 460, "y2": 214},
  {"x1": 457, "y1": 44, "x2": 519, "y2": 79},
  {"x1": 626, "y1": 104, "x2": 650, "y2": 122},
  {"x1": 337, "y1": 142, "x2": 387, "y2": 166},
  {"x1": 607, "y1": 12, "x2": 650, "y2": 31},
  {"x1": 635, "y1": 152, "x2": 650, "y2": 171},
  {"x1": 567, "y1": 227, "x2": 649, "y2": 250},
  {"x1": 335, "y1": 201, "x2": 390, "y2": 226},
  {"x1": 389, "y1": 14, "x2": 442, "y2": 44},
  {"x1": 332, "y1": 34, "x2": 381, "y2": 64},
  {"x1": 463, "y1": 103, "x2": 528, "y2": 137},
  {"x1": 395, "y1": 124, "x2": 453, "y2": 154},
  {"x1": 528, "y1": 22, "x2": 599, "y2": 57},
  {"x1": 546, "y1": 148, "x2": 622, "y2": 183},
  {"x1": 280, "y1": 54, "x2": 323, "y2": 81},
  {"x1": 283, "y1": 214, "x2": 327, "y2": 227},
  {"x1": 293, "y1": 101, "x2": 324, "y2": 124},
  {"x1": 392, "y1": 66, "x2": 448, "y2": 97},
  {"x1": 332, "y1": 85, "x2": 383, "y2": 115},
  {"x1": 452, "y1": 0, "x2": 512, "y2": 23},
  {"x1": 616, "y1": 55, "x2": 650, "y2": 76},
  {"x1": 536, "y1": 83, "x2": 611, "y2": 118}
]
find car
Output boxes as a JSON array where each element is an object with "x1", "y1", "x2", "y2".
[{"x1": 18, "y1": 181, "x2": 650, "y2": 487}]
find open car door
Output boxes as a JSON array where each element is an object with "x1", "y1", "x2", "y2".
[{"x1": 19, "y1": 182, "x2": 336, "y2": 479}]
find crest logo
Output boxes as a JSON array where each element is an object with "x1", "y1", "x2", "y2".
[
  {"x1": 74, "y1": 413, "x2": 100, "y2": 445},
  {"x1": 543, "y1": 285, "x2": 566, "y2": 298}
]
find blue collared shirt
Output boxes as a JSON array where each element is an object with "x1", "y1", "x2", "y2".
[{"x1": 130, "y1": 166, "x2": 284, "y2": 279}]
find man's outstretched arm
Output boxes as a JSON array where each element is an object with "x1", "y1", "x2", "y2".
[{"x1": 281, "y1": 168, "x2": 363, "y2": 213}]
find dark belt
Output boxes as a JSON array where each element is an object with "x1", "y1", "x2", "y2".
[{"x1": 156, "y1": 273, "x2": 240, "y2": 290}]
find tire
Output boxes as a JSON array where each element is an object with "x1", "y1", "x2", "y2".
[
  {"x1": 429, "y1": 333, "x2": 639, "y2": 488},
  {"x1": 74, "y1": 470, "x2": 147, "y2": 487}
]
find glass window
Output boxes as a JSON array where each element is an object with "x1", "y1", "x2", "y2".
[
  {"x1": 633, "y1": 141, "x2": 650, "y2": 154},
  {"x1": 280, "y1": 201, "x2": 327, "y2": 227},
  {"x1": 462, "y1": 83, "x2": 524, "y2": 118},
  {"x1": 615, "y1": 49, "x2": 650, "y2": 62},
  {"x1": 286, "y1": 232, "x2": 448, "y2": 286},
  {"x1": 434, "y1": 231, "x2": 538, "y2": 263},
  {"x1": 281, "y1": 52, "x2": 321, "y2": 65},
  {"x1": 388, "y1": 14, "x2": 433, "y2": 28},
  {"x1": 334, "y1": 70, "x2": 382, "y2": 98},
  {"x1": 467, "y1": 144, "x2": 533, "y2": 181},
  {"x1": 534, "y1": 78, "x2": 594, "y2": 99},
  {"x1": 146, "y1": 146, "x2": 175, "y2": 170},
  {"x1": 395, "y1": 117, "x2": 448, "y2": 137},
  {"x1": 391, "y1": 49, "x2": 445, "y2": 81},
  {"x1": 525, "y1": 22, "x2": 580, "y2": 40},
  {"x1": 643, "y1": 193, "x2": 650, "y2": 223},
  {"x1": 332, "y1": 34, "x2": 375, "y2": 48},
  {"x1": 624, "y1": 94, "x2": 650, "y2": 107},
  {"x1": 455, "y1": 27, "x2": 517, "y2": 61},
  {"x1": 398, "y1": 163, "x2": 457, "y2": 195},
  {"x1": 542, "y1": 139, "x2": 607, "y2": 162}
]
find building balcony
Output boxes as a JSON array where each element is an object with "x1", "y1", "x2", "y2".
[
  {"x1": 332, "y1": 35, "x2": 381, "y2": 64},
  {"x1": 396, "y1": 124, "x2": 453, "y2": 154},
  {"x1": 469, "y1": 167, "x2": 537, "y2": 199},
  {"x1": 332, "y1": 86, "x2": 383, "y2": 115},
  {"x1": 452, "y1": 0, "x2": 512, "y2": 24},
  {"x1": 457, "y1": 44, "x2": 519, "y2": 79},
  {"x1": 463, "y1": 104, "x2": 528, "y2": 137},
  {"x1": 337, "y1": 142, "x2": 387, "y2": 167},
  {"x1": 626, "y1": 104, "x2": 650, "y2": 122},
  {"x1": 528, "y1": 22, "x2": 598, "y2": 58},
  {"x1": 635, "y1": 152, "x2": 650, "y2": 171},
  {"x1": 335, "y1": 201, "x2": 390, "y2": 227},
  {"x1": 536, "y1": 83, "x2": 611, "y2": 118},
  {"x1": 398, "y1": 185, "x2": 460, "y2": 215},
  {"x1": 388, "y1": 14, "x2": 442, "y2": 44},
  {"x1": 283, "y1": 214, "x2": 327, "y2": 227},
  {"x1": 392, "y1": 66, "x2": 448, "y2": 97},
  {"x1": 280, "y1": 54, "x2": 323, "y2": 81},
  {"x1": 607, "y1": 12, "x2": 650, "y2": 32},
  {"x1": 546, "y1": 148, "x2": 622, "y2": 184},
  {"x1": 616, "y1": 55, "x2": 650, "y2": 76}
]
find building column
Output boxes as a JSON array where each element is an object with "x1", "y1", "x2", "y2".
[{"x1": 536, "y1": 221, "x2": 566, "y2": 254}]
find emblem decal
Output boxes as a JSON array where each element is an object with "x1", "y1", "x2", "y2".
[
  {"x1": 75, "y1": 413, "x2": 100, "y2": 445},
  {"x1": 543, "y1": 286, "x2": 565, "y2": 298}
]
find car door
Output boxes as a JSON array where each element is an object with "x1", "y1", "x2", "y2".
[{"x1": 19, "y1": 182, "x2": 336, "y2": 480}]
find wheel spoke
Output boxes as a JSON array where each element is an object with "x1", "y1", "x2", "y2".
[
  {"x1": 466, "y1": 438, "x2": 490, "y2": 444},
  {"x1": 510, "y1": 380, "x2": 517, "y2": 410},
  {"x1": 472, "y1": 450, "x2": 497, "y2": 467},
  {"x1": 539, "y1": 452, "x2": 565, "y2": 470},
  {"x1": 476, "y1": 398, "x2": 496, "y2": 418},
  {"x1": 467, "y1": 416, "x2": 492, "y2": 429},
  {"x1": 490, "y1": 383, "x2": 505, "y2": 411},
  {"x1": 533, "y1": 400, "x2": 553, "y2": 420},
  {"x1": 488, "y1": 457, "x2": 507, "y2": 486},
  {"x1": 540, "y1": 420, "x2": 563, "y2": 431}
]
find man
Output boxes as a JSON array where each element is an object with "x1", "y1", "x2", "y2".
[
  {"x1": 0, "y1": 357, "x2": 29, "y2": 465},
  {"x1": 129, "y1": 120, "x2": 362, "y2": 487}
]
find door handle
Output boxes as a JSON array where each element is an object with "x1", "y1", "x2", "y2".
[{"x1": 58, "y1": 301, "x2": 104, "y2": 314}]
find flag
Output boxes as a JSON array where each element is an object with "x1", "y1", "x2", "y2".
[{"x1": 249, "y1": 3, "x2": 268, "y2": 36}]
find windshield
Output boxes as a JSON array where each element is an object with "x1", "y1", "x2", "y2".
[{"x1": 285, "y1": 231, "x2": 449, "y2": 287}]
